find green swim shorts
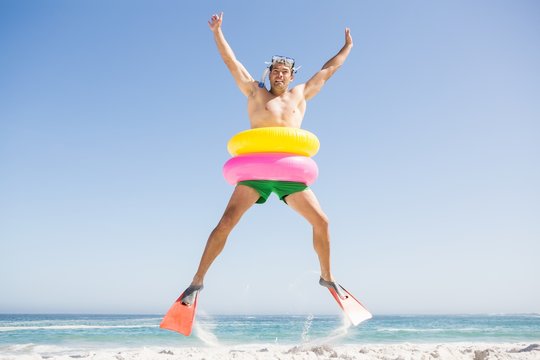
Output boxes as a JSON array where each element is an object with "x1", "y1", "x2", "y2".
[{"x1": 238, "y1": 180, "x2": 309, "y2": 204}]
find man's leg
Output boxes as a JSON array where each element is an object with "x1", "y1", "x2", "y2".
[
  {"x1": 284, "y1": 189, "x2": 333, "y2": 282},
  {"x1": 189, "y1": 184, "x2": 260, "y2": 288}
]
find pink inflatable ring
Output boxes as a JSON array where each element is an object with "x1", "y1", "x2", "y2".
[{"x1": 223, "y1": 153, "x2": 319, "y2": 185}]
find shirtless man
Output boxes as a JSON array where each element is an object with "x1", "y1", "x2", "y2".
[{"x1": 181, "y1": 12, "x2": 353, "y2": 305}]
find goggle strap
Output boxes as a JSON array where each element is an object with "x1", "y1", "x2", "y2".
[{"x1": 264, "y1": 62, "x2": 301, "y2": 72}]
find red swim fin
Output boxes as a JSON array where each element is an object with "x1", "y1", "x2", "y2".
[
  {"x1": 327, "y1": 285, "x2": 372, "y2": 326},
  {"x1": 159, "y1": 291, "x2": 199, "y2": 336}
]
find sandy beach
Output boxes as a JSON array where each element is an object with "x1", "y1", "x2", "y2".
[
  {"x1": 3, "y1": 343, "x2": 538, "y2": 360},
  {"x1": 105, "y1": 343, "x2": 540, "y2": 360}
]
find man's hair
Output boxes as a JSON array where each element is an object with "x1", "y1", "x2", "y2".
[{"x1": 269, "y1": 60, "x2": 294, "y2": 72}]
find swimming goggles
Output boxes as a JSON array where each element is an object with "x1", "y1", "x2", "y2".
[
  {"x1": 270, "y1": 55, "x2": 296, "y2": 69},
  {"x1": 259, "y1": 55, "x2": 301, "y2": 88}
]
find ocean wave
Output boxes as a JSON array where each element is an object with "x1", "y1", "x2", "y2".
[
  {"x1": 376, "y1": 327, "x2": 485, "y2": 333},
  {"x1": 0, "y1": 343, "x2": 68, "y2": 353},
  {"x1": 0, "y1": 324, "x2": 159, "y2": 332}
]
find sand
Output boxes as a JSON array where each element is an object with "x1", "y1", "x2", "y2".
[{"x1": 7, "y1": 342, "x2": 538, "y2": 360}]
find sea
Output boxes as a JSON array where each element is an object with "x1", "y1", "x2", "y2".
[{"x1": 1, "y1": 314, "x2": 539, "y2": 359}]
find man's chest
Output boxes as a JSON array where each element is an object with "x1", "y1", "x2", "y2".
[{"x1": 257, "y1": 93, "x2": 302, "y2": 115}]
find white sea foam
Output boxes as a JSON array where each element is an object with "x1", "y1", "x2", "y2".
[
  {"x1": 0, "y1": 343, "x2": 72, "y2": 356},
  {"x1": 376, "y1": 327, "x2": 485, "y2": 332},
  {"x1": 305, "y1": 313, "x2": 352, "y2": 345},
  {"x1": 193, "y1": 311, "x2": 220, "y2": 347},
  {"x1": 300, "y1": 314, "x2": 314, "y2": 343},
  {"x1": 0, "y1": 324, "x2": 158, "y2": 332}
]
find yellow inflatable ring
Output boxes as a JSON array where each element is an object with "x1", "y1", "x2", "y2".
[{"x1": 227, "y1": 127, "x2": 320, "y2": 157}]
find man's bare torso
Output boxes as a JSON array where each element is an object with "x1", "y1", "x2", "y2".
[{"x1": 247, "y1": 83, "x2": 307, "y2": 129}]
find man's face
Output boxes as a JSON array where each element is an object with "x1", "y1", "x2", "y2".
[{"x1": 269, "y1": 63, "x2": 294, "y2": 91}]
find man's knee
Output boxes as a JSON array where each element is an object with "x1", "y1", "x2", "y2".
[
  {"x1": 216, "y1": 208, "x2": 242, "y2": 232},
  {"x1": 313, "y1": 213, "x2": 330, "y2": 231}
]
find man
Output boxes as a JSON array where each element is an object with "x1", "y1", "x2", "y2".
[{"x1": 182, "y1": 12, "x2": 353, "y2": 305}]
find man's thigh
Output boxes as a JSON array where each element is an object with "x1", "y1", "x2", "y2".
[
  {"x1": 221, "y1": 184, "x2": 260, "y2": 218},
  {"x1": 285, "y1": 189, "x2": 328, "y2": 225}
]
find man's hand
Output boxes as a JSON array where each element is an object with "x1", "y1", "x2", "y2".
[
  {"x1": 303, "y1": 27, "x2": 353, "y2": 100},
  {"x1": 207, "y1": 11, "x2": 254, "y2": 96},
  {"x1": 208, "y1": 12, "x2": 223, "y2": 32},
  {"x1": 345, "y1": 28, "x2": 353, "y2": 47}
]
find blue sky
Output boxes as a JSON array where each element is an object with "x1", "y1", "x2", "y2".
[{"x1": 1, "y1": 1, "x2": 539, "y2": 316}]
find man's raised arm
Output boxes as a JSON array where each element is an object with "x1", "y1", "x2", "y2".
[
  {"x1": 303, "y1": 28, "x2": 354, "y2": 100},
  {"x1": 208, "y1": 13, "x2": 255, "y2": 96}
]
